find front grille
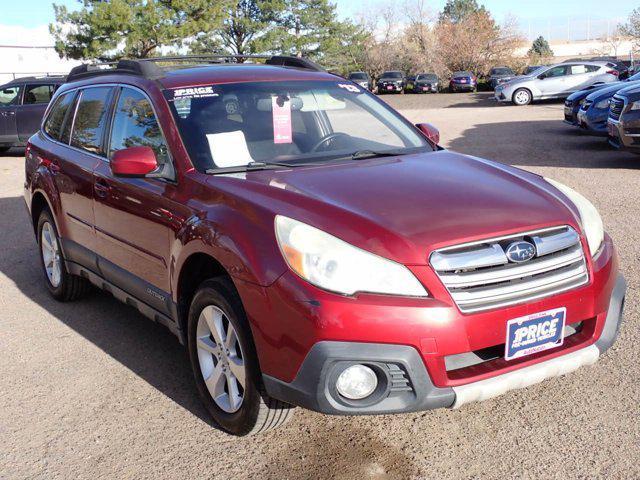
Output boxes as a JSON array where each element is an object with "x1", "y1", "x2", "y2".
[
  {"x1": 565, "y1": 99, "x2": 573, "y2": 108},
  {"x1": 386, "y1": 364, "x2": 413, "y2": 393},
  {"x1": 609, "y1": 96, "x2": 625, "y2": 120},
  {"x1": 430, "y1": 226, "x2": 589, "y2": 313}
]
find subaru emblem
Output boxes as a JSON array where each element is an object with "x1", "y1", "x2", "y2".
[{"x1": 505, "y1": 241, "x2": 536, "y2": 263}]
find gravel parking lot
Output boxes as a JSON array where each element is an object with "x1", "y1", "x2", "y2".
[{"x1": 1, "y1": 92, "x2": 638, "y2": 480}]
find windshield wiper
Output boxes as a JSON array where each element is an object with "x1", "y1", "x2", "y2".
[
  {"x1": 348, "y1": 150, "x2": 408, "y2": 161},
  {"x1": 205, "y1": 160, "x2": 296, "y2": 175}
]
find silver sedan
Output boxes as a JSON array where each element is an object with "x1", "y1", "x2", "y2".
[{"x1": 495, "y1": 62, "x2": 619, "y2": 106}]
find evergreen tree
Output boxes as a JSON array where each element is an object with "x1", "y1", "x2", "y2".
[{"x1": 50, "y1": 0, "x2": 229, "y2": 60}]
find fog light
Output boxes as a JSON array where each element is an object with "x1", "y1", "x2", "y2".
[{"x1": 335, "y1": 364, "x2": 378, "y2": 400}]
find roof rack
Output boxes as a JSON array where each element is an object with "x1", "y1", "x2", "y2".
[{"x1": 66, "y1": 54, "x2": 326, "y2": 83}]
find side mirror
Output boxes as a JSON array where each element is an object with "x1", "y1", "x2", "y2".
[
  {"x1": 416, "y1": 123, "x2": 440, "y2": 146},
  {"x1": 111, "y1": 146, "x2": 158, "y2": 177}
]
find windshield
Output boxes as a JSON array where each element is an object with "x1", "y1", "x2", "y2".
[
  {"x1": 491, "y1": 68, "x2": 513, "y2": 75},
  {"x1": 381, "y1": 72, "x2": 402, "y2": 79},
  {"x1": 349, "y1": 73, "x2": 367, "y2": 80},
  {"x1": 452, "y1": 72, "x2": 471, "y2": 77},
  {"x1": 164, "y1": 80, "x2": 430, "y2": 172},
  {"x1": 527, "y1": 66, "x2": 545, "y2": 75},
  {"x1": 417, "y1": 74, "x2": 437, "y2": 81}
]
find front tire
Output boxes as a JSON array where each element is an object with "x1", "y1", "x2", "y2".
[
  {"x1": 37, "y1": 209, "x2": 90, "y2": 301},
  {"x1": 187, "y1": 278, "x2": 294, "y2": 436},
  {"x1": 513, "y1": 88, "x2": 532, "y2": 106}
]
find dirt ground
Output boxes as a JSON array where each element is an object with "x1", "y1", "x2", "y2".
[{"x1": 1, "y1": 92, "x2": 638, "y2": 479}]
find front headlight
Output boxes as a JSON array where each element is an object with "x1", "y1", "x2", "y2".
[
  {"x1": 545, "y1": 178, "x2": 604, "y2": 256},
  {"x1": 595, "y1": 98, "x2": 611, "y2": 110},
  {"x1": 275, "y1": 216, "x2": 428, "y2": 297},
  {"x1": 629, "y1": 101, "x2": 640, "y2": 111}
]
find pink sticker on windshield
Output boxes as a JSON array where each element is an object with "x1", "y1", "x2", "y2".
[{"x1": 272, "y1": 96, "x2": 292, "y2": 144}]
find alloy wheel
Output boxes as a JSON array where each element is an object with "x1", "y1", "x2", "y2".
[
  {"x1": 196, "y1": 305, "x2": 246, "y2": 413},
  {"x1": 41, "y1": 221, "x2": 62, "y2": 288}
]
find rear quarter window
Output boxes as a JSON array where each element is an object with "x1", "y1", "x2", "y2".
[
  {"x1": 24, "y1": 84, "x2": 55, "y2": 105},
  {"x1": 43, "y1": 92, "x2": 75, "y2": 141}
]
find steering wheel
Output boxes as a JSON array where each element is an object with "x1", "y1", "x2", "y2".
[{"x1": 310, "y1": 132, "x2": 350, "y2": 153}]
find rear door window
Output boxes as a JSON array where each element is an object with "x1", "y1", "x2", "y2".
[
  {"x1": 585, "y1": 65, "x2": 601, "y2": 73},
  {"x1": 43, "y1": 91, "x2": 75, "y2": 141},
  {"x1": 108, "y1": 87, "x2": 170, "y2": 165},
  {"x1": 23, "y1": 84, "x2": 55, "y2": 105},
  {"x1": 70, "y1": 87, "x2": 113, "y2": 156},
  {"x1": 568, "y1": 65, "x2": 588, "y2": 75}
]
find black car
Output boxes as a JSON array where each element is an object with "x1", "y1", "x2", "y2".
[
  {"x1": 406, "y1": 73, "x2": 439, "y2": 93},
  {"x1": 488, "y1": 67, "x2": 515, "y2": 89},
  {"x1": 377, "y1": 71, "x2": 405, "y2": 94},
  {"x1": 347, "y1": 71, "x2": 372, "y2": 91},
  {"x1": 0, "y1": 75, "x2": 65, "y2": 152}
]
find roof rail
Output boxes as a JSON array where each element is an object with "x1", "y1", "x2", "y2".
[{"x1": 65, "y1": 54, "x2": 325, "y2": 83}]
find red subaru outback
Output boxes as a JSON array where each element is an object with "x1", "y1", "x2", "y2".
[{"x1": 24, "y1": 56, "x2": 625, "y2": 436}]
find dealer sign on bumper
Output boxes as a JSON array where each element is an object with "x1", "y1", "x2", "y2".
[{"x1": 505, "y1": 307, "x2": 566, "y2": 360}]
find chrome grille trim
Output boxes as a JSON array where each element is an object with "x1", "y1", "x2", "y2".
[
  {"x1": 430, "y1": 226, "x2": 589, "y2": 313},
  {"x1": 609, "y1": 96, "x2": 624, "y2": 121}
]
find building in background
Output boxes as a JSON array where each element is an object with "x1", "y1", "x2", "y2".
[{"x1": 0, "y1": 45, "x2": 80, "y2": 84}]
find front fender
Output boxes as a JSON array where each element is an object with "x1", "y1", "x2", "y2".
[{"x1": 170, "y1": 207, "x2": 288, "y2": 302}]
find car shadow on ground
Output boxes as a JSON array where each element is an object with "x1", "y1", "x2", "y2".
[
  {"x1": 0, "y1": 194, "x2": 217, "y2": 428},
  {"x1": 447, "y1": 119, "x2": 639, "y2": 169},
  {"x1": 0, "y1": 147, "x2": 24, "y2": 157},
  {"x1": 444, "y1": 91, "x2": 497, "y2": 108}
]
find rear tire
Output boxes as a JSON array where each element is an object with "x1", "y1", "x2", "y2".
[
  {"x1": 0, "y1": 146, "x2": 10, "y2": 153},
  {"x1": 513, "y1": 88, "x2": 532, "y2": 106},
  {"x1": 187, "y1": 278, "x2": 294, "y2": 436},
  {"x1": 37, "y1": 209, "x2": 91, "y2": 301}
]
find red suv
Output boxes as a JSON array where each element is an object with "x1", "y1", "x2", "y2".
[{"x1": 24, "y1": 56, "x2": 625, "y2": 436}]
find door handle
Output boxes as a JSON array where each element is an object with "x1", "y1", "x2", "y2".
[{"x1": 94, "y1": 178, "x2": 111, "y2": 198}]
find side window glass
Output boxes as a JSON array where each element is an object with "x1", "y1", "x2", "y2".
[
  {"x1": 70, "y1": 87, "x2": 113, "y2": 155},
  {"x1": 43, "y1": 92, "x2": 74, "y2": 141},
  {"x1": 24, "y1": 85, "x2": 54, "y2": 105},
  {"x1": 0, "y1": 86, "x2": 20, "y2": 106},
  {"x1": 109, "y1": 87, "x2": 169, "y2": 165},
  {"x1": 543, "y1": 66, "x2": 566, "y2": 78},
  {"x1": 586, "y1": 65, "x2": 600, "y2": 73},
  {"x1": 570, "y1": 65, "x2": 587, "y2": 75}
]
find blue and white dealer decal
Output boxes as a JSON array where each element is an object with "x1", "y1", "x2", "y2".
[{"x1": 505, "y1": 307, "x2": 566, "y2": 360}]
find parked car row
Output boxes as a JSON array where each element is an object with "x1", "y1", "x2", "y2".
[
  {"x1": 563, "y1": 70, "x2": 640, "y2": 154},
  {"x1": 0, "y1": 75, "x2": 65, "y2": 152},
  {"x1": 495, "y1": 61, "x2": 621, "y2": 106}
]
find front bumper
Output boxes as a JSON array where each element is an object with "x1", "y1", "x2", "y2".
[
  {"x1": 262, "y1": 273, "x2": 625, "y2": 414},
  {"x1": 241, "y1": 234, "x2": 625, "y2": 415},
  {"x1": 378, "y1": 83, "x2": 403, "y2": 93},
  {"x1": 577, "y1": 109, "x2": 609, "y2": 137},
  {"x1": 451, "y1": 83, "x2": 475, "y2": 91},
  {"x1": 608, "y1": 115, "x2": 640, "y2": 151}
]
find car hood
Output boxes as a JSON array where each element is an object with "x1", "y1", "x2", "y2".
[
  {"x1": 501, "y1": 75, "x2": 533, "y2": 87},
  {"x1": 586, "y1": 80, "x2": 640, "y2": 101},
  {"x1": 212, "y1": 151, "x2": 580, "y2": 265}
]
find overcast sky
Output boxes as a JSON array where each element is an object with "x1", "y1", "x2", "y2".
[{"x1": 0, "y1": 0, "x2": 637, "y2": 46}]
